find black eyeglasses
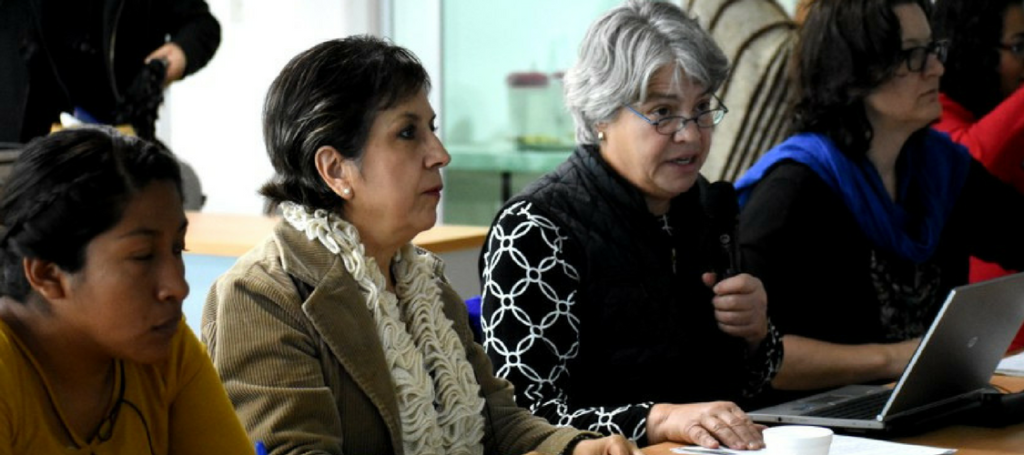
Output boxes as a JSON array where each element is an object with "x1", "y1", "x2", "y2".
[
  {"x1": 998, "y1": 41, "x2": 1024, "y2": 60},
  {"x1": 901, "y1": 39, "x2": 950, "y2": 73},
  {"x1": 625, "y1": 95, "x2": 729, "y2": 135}
]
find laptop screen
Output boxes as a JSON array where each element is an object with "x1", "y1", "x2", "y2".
[{"x1": 882, "y1": 272, "x2": 1024, "y2": 418}]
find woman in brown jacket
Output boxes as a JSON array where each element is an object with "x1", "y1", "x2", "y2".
[{"x1": 200, "y1": 36, "x2": 640, "y2": 455}]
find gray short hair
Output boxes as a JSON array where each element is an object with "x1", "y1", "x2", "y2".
[{"x1": 564, "y1": 0, "x2": 729, "y2": 144}]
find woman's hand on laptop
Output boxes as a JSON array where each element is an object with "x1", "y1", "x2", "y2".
[{"x1": 647, "y1": 401, "x2": 765, "y2": 450}]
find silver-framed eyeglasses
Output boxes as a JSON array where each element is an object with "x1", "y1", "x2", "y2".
[
  {"x1": 901, "y1": 39, "x2": 950, "y2": 73},
  {"x1": 625, "y1": 96, "x2": 729, "y2": 135}
]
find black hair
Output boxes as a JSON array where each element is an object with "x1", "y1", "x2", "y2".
[
  {"x1": 792, "y1": 0, "x2": 932, "y2": 157},
  {"x1": 0, "y1": 127, "x2": 183, "y2": 301},
  {"x1": 259, "y1": 35, "x2": 430, "y2": 213},
  {"x1": 933, "y1": 0, "x2": 1022, "y2": 118}
]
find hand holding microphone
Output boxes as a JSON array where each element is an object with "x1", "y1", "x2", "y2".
[
  {"x1": 705, "y1": 181, "x2": 741, "y2": 279},
  {"x1": 703, "y1": 182, "x2": 768, "y2": 349}
]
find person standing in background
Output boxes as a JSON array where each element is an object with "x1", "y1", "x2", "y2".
[
  {"x1": 0, "y1": 0, "x2": 221, "y2": 143},
  {"x1": 931, "y1": 0, "x2": 1024, "y2": 350}
]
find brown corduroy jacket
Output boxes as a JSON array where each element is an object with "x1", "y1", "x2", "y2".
[{"x1": 202, "y1": 221, "x2": 587, "y2": 455}]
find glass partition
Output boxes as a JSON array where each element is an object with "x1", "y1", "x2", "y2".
[
  {"x1": 444, "y1": 1, "x2": 620, "y2": 224},
  {"x1": 393, "y1": 0, "x2": 620, "y2": 224}
]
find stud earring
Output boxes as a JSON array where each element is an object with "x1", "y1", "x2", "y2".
[
  {"x1": 342, "y1": 188, "x2": 352, "y2": 197},
  {"x1": 598, "y1": 131, "x2": 605, "y2": 141}
]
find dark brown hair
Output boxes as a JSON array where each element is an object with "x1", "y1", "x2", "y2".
[
  {"x1": 792, "y1": 0, "x2": 933, "y2": 157},
  {"x1": 259, "y1": 35, "x2": 430, "y2": 213},
  {"x1": 0, "y1": 127, "x2": 182, "y2": 301}
]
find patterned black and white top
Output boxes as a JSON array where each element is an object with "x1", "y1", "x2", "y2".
[{"x1": 482, "y1": 195, "x2": 781, "y2": 444}]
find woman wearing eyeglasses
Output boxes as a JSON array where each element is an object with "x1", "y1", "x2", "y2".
[
  {"x1": 736, "y1": 0, "x2": 1024, "y2": 397},
  {"x1": 932, "y1": 0, "x2": 1024, "y2": 350},
  {"x1": 479, "y1": 0, "x2": 779, "y2": 450}
]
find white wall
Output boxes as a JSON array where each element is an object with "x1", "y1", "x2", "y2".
[{"x1": 158, "y1": 0, "x2": 380, "y2": 215}]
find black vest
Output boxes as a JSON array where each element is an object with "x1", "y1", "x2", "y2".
[{"x1": 493, "y1": 146, "x2": 752, "y2": 407}]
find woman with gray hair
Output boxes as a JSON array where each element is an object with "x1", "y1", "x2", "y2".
[{"x1": 480, "y1": 0, "x2": 779, "y2": 450}]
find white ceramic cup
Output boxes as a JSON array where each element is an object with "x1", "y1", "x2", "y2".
[{"x1": 762, "y1": 425, "x2": 833, "y2": 455}]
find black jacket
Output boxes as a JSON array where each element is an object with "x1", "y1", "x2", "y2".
[{"x1": 0, "y1": 0, "x2": 220, "y2": 142}]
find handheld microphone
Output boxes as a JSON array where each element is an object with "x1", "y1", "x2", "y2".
[{"x1": 704, "y1": 181, "x2": 741, "y2": 280}]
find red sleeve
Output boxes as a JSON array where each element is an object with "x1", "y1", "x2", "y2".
[{"x1": 934, "y1": 90, "x2": 1024, "y2": 192}]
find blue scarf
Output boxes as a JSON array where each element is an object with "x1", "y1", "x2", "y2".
[{"x1": 734, "y1": 130, "x2": 971, "y2": 264}]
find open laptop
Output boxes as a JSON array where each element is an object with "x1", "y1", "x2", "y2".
[{"x1": 750, "y1": 272, "x2": 1024, "y2": 431}]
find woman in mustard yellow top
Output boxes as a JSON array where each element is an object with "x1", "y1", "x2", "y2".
[{"x1": 0, "y1": 127, "x2": 252, "y2": 454}]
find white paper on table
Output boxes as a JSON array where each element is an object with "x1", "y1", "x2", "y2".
[
  {"x1": 670, "y1": 434, "x2": 955, "y2": 455},
  {"x1": 996, "y1": 351, "x2": 1024, "y2": 376}
]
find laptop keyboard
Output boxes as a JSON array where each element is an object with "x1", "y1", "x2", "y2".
[{"x1": 805, "y1": 390, "x2": 894, "y2": 419}]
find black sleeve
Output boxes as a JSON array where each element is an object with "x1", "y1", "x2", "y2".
[
  {"x1": 166, "y1": 0, "x2": 221, "y2": 76},
  {"x1": 740, "y1": 162, "x2": 819, "y2": 336},
  {"x1": 480, "y1": 200, "x2": 654, "y2": 443},
  {"x1": 958, "y1": 159, "x2": 1024, "y2": 271},
  {"x1": 739, "y1": 162, "x2": 879, "y2": 343}
]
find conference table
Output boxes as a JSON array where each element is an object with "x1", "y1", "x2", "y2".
[
  {"x1": 643, "y1": 375, "x2": 1024, "y2": 455},
  {"x1": 184, "y1": 211, "x2": 489, "y2": 257},
  {"x1": 180, "y1": 211, "x2": 490, "y2": 334}
]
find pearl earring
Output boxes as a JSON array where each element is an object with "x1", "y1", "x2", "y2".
[
  {"x1": 598, "y1": 131, "x2": 605, "y2": 141},
  {"x1": 342, "y1": 188, "x2": 352, "y2": 197}
]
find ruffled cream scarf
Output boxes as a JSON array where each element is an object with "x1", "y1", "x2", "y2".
[{"x1": 281, "y1": 202, "x2": 486, "y2": 455}]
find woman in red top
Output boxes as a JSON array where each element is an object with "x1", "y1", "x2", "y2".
[{"x1": 932, "y1": 0, "x2": 1024, "y2": 349}]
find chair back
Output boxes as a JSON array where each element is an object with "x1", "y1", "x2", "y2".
[{"x1": 682, "y1": 0, "x2": 799, "y2": 182}]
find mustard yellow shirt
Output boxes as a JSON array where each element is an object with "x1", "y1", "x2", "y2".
[{"x1": 0, "y1": 319, "x2": 253, "y2": 455}]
